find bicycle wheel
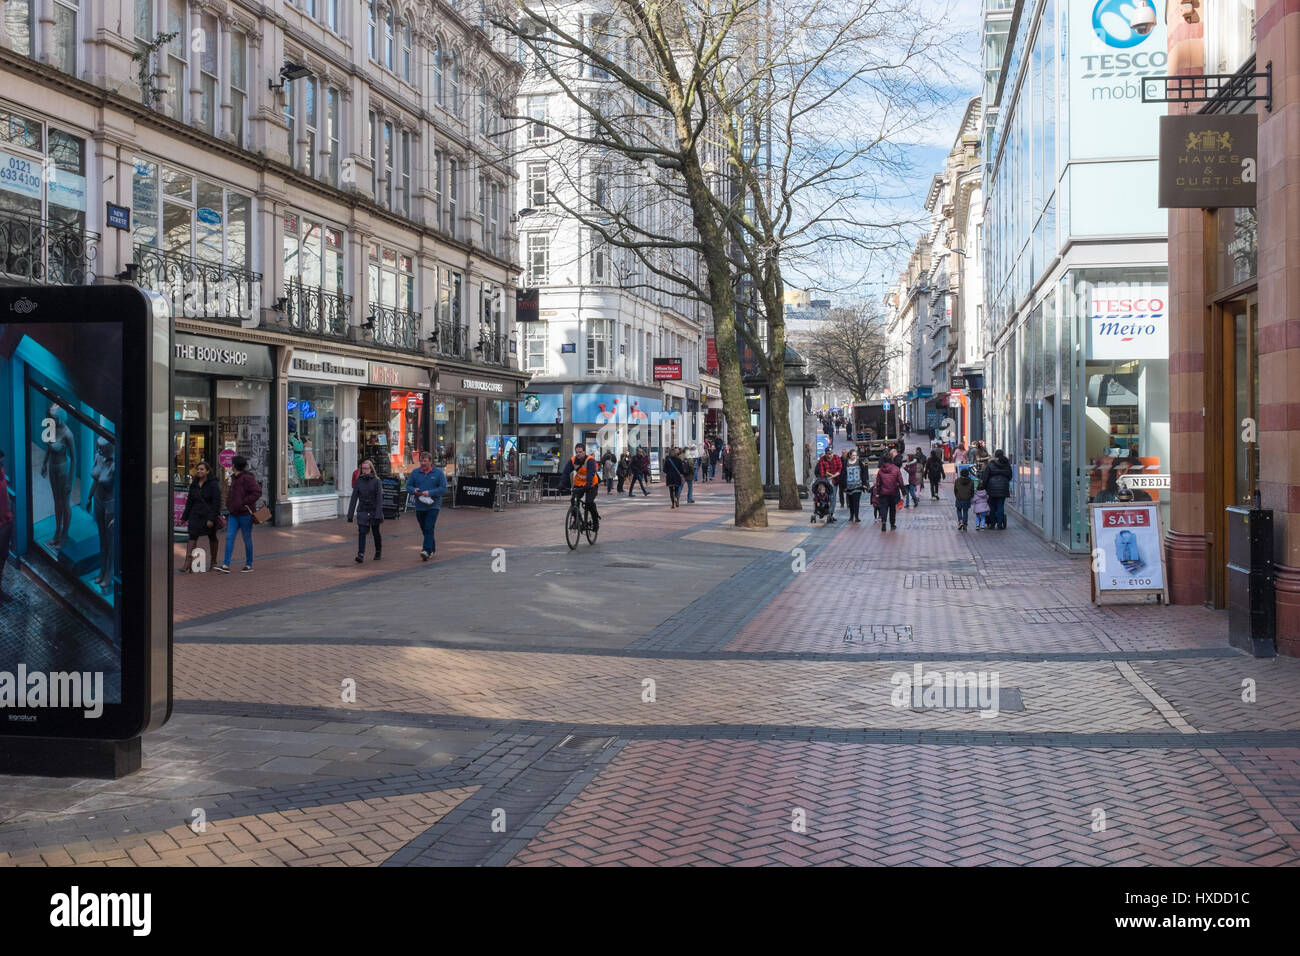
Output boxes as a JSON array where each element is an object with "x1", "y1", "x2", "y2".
[
  {"x1": 584, "y1": 510, "x2": 598, "y2": 546},
  {"x1": 565, "y1": 503, "x2": 581, "y2": 550}
]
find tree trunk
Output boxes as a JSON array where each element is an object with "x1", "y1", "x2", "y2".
[{"x1": 765, "y1": 307, "x2": 801, "y2": 510}]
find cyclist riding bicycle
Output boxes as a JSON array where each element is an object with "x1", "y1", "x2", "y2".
[{"x1": 561, "y1": 443, "x2": 601, "y2": 532}]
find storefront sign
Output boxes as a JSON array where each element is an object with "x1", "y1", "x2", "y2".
[
  {"x1": 48, "y1": 169, "x2": 86, "y2": 212},
  {"x1": 174, "y1": 334, "x2": 275, "y2": 379},
  {"x1": 516, "y1": 287, "x2": 539, "y2": 321},
  {"x1": 654, "y1": 357, "x2": 683, "y2": 381},
  {"x1": 106, "y1": 203, "x2": 131, "y2": 231},
  {"x1": 380, "y1": 475, "x2": 407, "y2": 518},
  {"x1": 461, "y1": 378, "x2": 504, "y2": 392},
  {"x1": 950, "y1": 375, "x2": 966, "y2": 390},
  {"x1": 1090, "y1": 502, "x2": 1168, "y2": 601},
  {"x1": 706, "y1": 337, "x2": 719, "y2": 374},
  {"x1": 0, "y1": 149, "x2": 43, "y2": 201},
  {"x1": 1158, "y1": 113, "x2": 1257, "y2": 209},
  {"x1": 369, "y1": 362, "x2": 431, "y2": 390},
  {"x1": 1118, "y1": 473, "x2": 1170, "y2": 491},
  {"x1": 455, "y1": 476, "x2": 497, "y2": 508},
  {"x1": 1069, "y1": 0, "x2": 1168, "y2": 161},
  {"x1": 290, "y1": 350, "x2": 368, "y2": 383},
  {"x1": 1088, "y1": 287, "x2": 1168, "y2": 360}
]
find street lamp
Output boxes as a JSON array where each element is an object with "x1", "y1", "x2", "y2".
[{"x1": 269, "y1": 62, "x2": 311, "y2": 91}]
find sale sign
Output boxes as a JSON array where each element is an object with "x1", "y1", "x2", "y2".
[{"x1": 1090, "y1": 503, "x2": 1165, "y2": 596}]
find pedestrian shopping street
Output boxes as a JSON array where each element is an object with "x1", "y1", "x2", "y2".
[{"x1": 2, "y1": 441, "x2": 1298, "y2": 867}]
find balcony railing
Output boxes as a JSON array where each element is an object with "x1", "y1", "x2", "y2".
[
  {"x1": 431, "y1": 321, "x2": 470, "y2": 360},
  {"x1": 284, "y1": 279, "x2": 351, "y2": 341},
  {"x1": 134, "y1": 244, "x2": 262, "y2": 322},
  {"x1": 366, "y1": 304, "x2": 422, "y2": 353},
  {"x1": 477, "y1": 329, "x2": 508, "y2": 366},
  {"x1": 0, "y1": 210, "x2": 98, "y2": 285}
]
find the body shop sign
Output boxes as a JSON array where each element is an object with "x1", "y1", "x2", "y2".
[
  {"x1": 1070, "y1": 0, "x2": 1167, "y2": 160},
  {"x1": 1088, "y1": 286, "x2": 1167, "y2": 360}
]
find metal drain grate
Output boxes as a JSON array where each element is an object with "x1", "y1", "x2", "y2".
[
  {"x1": 844, "y1": 624, "x2": 915, "y2": 644},
  {"x1": 903, "y1": 573, "x2": 980, "y2": 589},
  {"x1": 556, "y1": 734, "x2": 617, "y2": 752},
  {"x1": 608, "y1": 561, "x2": 654, "y2": 569},
  {"x1": 1022, "y1": 607, "x2": 1092, "y2": 624}
]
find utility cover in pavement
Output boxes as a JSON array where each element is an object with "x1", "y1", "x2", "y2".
[{"x1": 844, "y1": 625, "x2": 914, "y2": 643}]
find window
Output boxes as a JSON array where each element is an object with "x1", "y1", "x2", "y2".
[
  {"x1": 449, "y1": 51, "x2": 461, "y2": 116},
  {"x1": 434, "y1": 149, "x2": 445, "y2": 229},
  {"x1": 593, "y1": 161, "x2": 609, "y2": 208},
  {"x1": 433, "y1": 44, "x2": 444, "y2": 107},
  {"x1": 526, "y1": 233, "x2": 549, "y2": 286},
  {"x1": 230, "y1": 31, "x2": 248, "y2": 148},
  {"x1": 526, "y1": 162, "x2": 548, "y2": 209},
  {"x1": 368, "y1": 110, "x2": 377, "y2": 201},
  {"x1": 131, "y1": 159, "x2": 253, "y2": 272},
  {"x1": 282, "y1": 212, "x2": 345, "y2": 292},
  {"x1": 326, "y1": 86, "x2": 340, "y2": 184},
  {"x1": 304, "y1": 77, "x2": 319, "y2": 177},
  {"x1": 285, "y1": 73, "x2": 297, "y2": 166},
  {"x1": 400, "y1": 130, "x2": 411, "y2": 217},
  {"x1": 367, "y1": 1, "x2": 378, "y2": 60},
  {"x1": 368, "y1": 244, "x2": 414, "y2": 311},
  {"x1": 165, "y1": 0, "x2": 186, "y2": 121},
  {"x1": 53, "y1": 0, "x2": 78, "y2": 75},
  {"x1": 326, "y1": 0, "x2": 339, "y2": 32},
  {"x1": 592, "y1": 242, "x2": 608, "y2": 283},
  {"x1": 401, "y1": 17, "x2": 413, "y2": 80},
  {"x1": 587, "y1": 319, "x2": 612, "y2": 374},
  {"x1": 527, "y1": 96, "x2": 547, "y2": 140},
  {"x1": 199, "y1": 12, "x2": 218, "y2": 134},
  {"x1": 448, "y1": 157, "x2": 458, "y2": 237},
  {"x1": 134, "y1": 0, "x2": 152, "y2": 43},
  {"x1": 383, "y1": 5, "x2": 395, "y2": 69},
  {"x1": 383, "y1": 121, "x2": 394, "y2": 209},
  {"x1": 524, "y1": 323, "x2": 547, "y2": 372},
  {"x1": 488, "y1": 182, "x2": 501, "y2": 254}
]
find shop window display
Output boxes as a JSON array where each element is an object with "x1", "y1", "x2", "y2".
[
  {"x1": 486, "y1": 399, "x2": 517, "y2": 475},
  {"x1": 287, "y1": 383, "x2": 336, "y2": 495}
]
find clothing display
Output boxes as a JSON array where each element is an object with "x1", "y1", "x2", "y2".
[
  {"x1": 42, "y1": 410, "x2": 75, "y2": 548},
  {"x1": 290, "y1": 434, "x2": 306, "y2": 480},
  {"x1": 89, "y1": 438, "x2": 116, "y2": 591},
  {"x1": 302, "y1": 439, "x2": 321, "y2": 481}
]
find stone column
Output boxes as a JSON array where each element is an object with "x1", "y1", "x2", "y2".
[{"x1": 1255, "y1": 0, "x2": 1300, "y2": 656}]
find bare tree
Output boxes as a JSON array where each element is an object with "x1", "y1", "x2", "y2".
[{"x1": 797, "y1": 305, "x2": 900, "y2": 401}]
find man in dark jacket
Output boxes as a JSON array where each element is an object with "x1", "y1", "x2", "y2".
[
  {"x1": 874, "y1": 457, "x2": 902, "y2": 531},
  {"x1": 982, "y1": 450, "x2": 1014, "y2": 529},
  {"x1": 347, "y1": 458, "x2": 384, "y2": 562},
  {"x1": 628, "y1": 448, "x2": 649, "y2": 496}
]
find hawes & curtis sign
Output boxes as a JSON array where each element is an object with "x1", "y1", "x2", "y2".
[{"x1": 1158, "y1": 114, "x2": 1257, "y2": 209}]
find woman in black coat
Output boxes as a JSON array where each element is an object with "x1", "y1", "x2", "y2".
[
  {"x1": 347, "y1": 459, "x2": 384, "y2": 562},
  {"x1": 925, "y1": 450, "x2": 945, "y2": 499},
  {"x1": 179, "y1": 461, "x2": 221, "y2": 572},
  {"x1": 982, "y1": 450, "x2": 1014, "y2": 530}
]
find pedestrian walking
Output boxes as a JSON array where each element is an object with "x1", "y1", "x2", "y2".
[
  {"x1": 982, "y1": 449, "x2": 1014, "y2": 530},
  {"x1": 406, "y1": 450, "x2": 448, "y2": 560},
  {"x1": 601, "y1": 449, "x2": 617, "y2": 494},
  {"x1": 664, "y1": 447, "x2": 687, "y2": 508},
  {"x1": 217, "y1": 456, "x2": 261, "y2": 573},
  {"x1": 709, "y1": 438, "x2": 721, "y2": 479},
  {"x1": 875, "y1": 454, "x2": 902, "y2": 531},
  {"x1": 616, "y1": 451, "x2": 630, "y2": 493},
  {"x1": 972, "y1": 487, "x2": 990, "y2": 529},
  {"x1": 178, "y1": 460, "x2": 221, "y2": 573},
  {"x1": 838, "y1": 446, "x2": 852, "y2": 507},
  {"x1": 347, "y1": 458, "x2": 384, "y2": 562},
  {"x1": 926, "y1": 449, "x2": 945, "y2": 499},
  {"x1": 953, "y1": 465, "x2": 975, "y2": 531},
  {"x1": 685, "y1": 443, "x2": 697, "y2": 503},
  {"x1": 843, "y1": 448, "x2": 865, "y2": 523},
  {"x1": 903, "y1": 455, "x2": 921, "y2": 508},
  {"x1": 953, "y1": 443, "x2": 968, "y2": 466},
  {"x1": 629, "y1": 448, "x2": 650, "y2": 496}
]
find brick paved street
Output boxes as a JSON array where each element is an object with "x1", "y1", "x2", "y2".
[{"x1": 4, "y1": 437, "x2": 1300, "y2": 868}]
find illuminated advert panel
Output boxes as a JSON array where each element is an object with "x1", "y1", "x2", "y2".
[{"x1": 0, "y1": 286, "x2": 172, "y2": 739}]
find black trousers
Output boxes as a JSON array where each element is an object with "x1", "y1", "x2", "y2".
[
  {"x1": 879, "y1": 494, "x2": 899, "y2": 528},
  {"x1": 629, "y1": 473, "x2": 648, "y2": 494},
  {"x1": 930, "y1": 478, "x2": 940, "y2": 497},
  {"x1": 357, "y1": 523, "x2": 382, "y2": 555},
  {"x1": 847, "y1": 491, "x2": 861, "y2": 520},
  {"x1": 616, "y1": 475, "x2": 626, "y2": 492}
]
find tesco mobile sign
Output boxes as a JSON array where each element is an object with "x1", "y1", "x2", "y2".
[
  {"x1": 1070, "y1": 0, "x2": 1167, "y2": 161},
  {"x1": 1088, "y1": 287, "x2": 1168, "y2": 360}
]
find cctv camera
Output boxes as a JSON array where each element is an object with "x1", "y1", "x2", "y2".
[{"x1": 1130, "y1": 4, "x2": 1157, "y2": 35}]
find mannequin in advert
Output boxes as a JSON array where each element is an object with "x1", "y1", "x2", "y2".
[
  {"x1": 41, "y1": 402, "x2": 76, "y2": 549},
  {"x1": 88, "y1": 436, "x2": 116, "y2": 592},
  {"x1": 0, "y1": 449, "x2": 12, "y2": 603}
]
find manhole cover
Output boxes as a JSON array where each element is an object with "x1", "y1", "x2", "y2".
[{"x1": 903, "y1": 573, "x2": 980, "y2": 589}]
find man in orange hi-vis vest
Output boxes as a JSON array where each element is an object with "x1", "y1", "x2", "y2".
[{"x1": 561, "y1": 443, "x2": 600, "y2": 532}]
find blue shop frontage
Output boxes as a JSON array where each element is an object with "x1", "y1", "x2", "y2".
[{"x1": 517, "y1": 385, "x2": 679, "y2": 481}]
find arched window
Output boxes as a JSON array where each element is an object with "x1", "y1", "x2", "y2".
[
  {"x1": 367, "y1": 1, "x2": 378, "y2": 61},
  {"x1": 383, "y1": 6, "x2": 395, "y2": 69},
  {"x1": 449, "y1": 51, "x2": 461, "y2": 116},
  {"x1": 433, "y1": 43, "x2": 443, "y2": 107},
  {"x1": 401, "y1": 17, "x2": 413, "y2": 81}
]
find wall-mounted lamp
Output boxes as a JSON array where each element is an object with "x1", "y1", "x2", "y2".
[
  {"x1": 361, "y1": 316, "x2": 375, "y2": 330},
  {"x1": 427, "y1": 328, "x2": 439, "y2": 343},
  {"x1": 269, "y1": 63, "x2": 312, "y2": 91},
  {"x1": 273, "y1": 296, "x2": 288, "y2": 313},
  {"x1": 513, "y1": 207, "x2": 536, "y2": 223},
  {"x1": 115, "y1": 262, "x2": 139, "y2": 282}
]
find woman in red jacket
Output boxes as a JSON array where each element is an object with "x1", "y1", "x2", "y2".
[{"x1": 217, "y1": 456, "x2": 262, "y2": 573}]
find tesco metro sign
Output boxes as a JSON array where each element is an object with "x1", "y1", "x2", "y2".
[{"x1": 1088, "y1": 287, "x2": 1168, "y2": 360}]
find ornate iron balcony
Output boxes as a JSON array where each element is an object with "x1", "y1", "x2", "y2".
[
  {"x1": 0, "y1": 210, "x2": 98, "y2": 285},
  {"x1": 477, "y1": 329, "x2": 508, "y2": 366},
  {"x1": 284, "y1": 279, "x2": 351, "y2": 341},
  {"x1": 431, "y1": 321, "x2": 470, "y2": 359},
  {"x1": 366, "y1": 304, "x2": 422, "y2": 353},
  {"x1": 134, "y1": 244, "x2": 262, "y2": 322}
]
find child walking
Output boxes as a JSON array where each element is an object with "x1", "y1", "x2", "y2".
[
  {"x1": 953, "y1": 465, "x2": 975, "y2": 531},
  {"x1": 972, "y1": 486, "x2": 990, "y2": 530}
]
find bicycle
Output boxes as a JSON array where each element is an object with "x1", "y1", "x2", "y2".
[{"x1": 563, "y1": 487, "x2": 598, "y2": 549}]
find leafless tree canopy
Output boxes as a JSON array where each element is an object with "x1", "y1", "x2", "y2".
[{"x1": 797, "y1": 305, "x2": 900, "y2": 401}]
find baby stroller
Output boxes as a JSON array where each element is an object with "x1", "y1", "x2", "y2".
[{"x1": 810, "y1": 476, "x2": 836, "y2": 524}]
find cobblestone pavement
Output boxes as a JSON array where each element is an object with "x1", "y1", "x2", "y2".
[{"x1": 4, "y1": 435, "x2": 1300, "y2": 867}]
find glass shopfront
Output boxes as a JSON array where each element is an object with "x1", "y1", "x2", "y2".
[
  {"x1": 486, "y1": 398, "x2": 517, "y2": 475},
  {"x1": 359, "y1": 387, "x2": 427, "y2": 477},
  {"x1": 287, "y1": 383, "x2": 338, "y2": 495},
  {"x1": 434, "y1": 374, "x2": 522, "y2": 476},
  {"x1": 171, "y1": 335, "x2": 274, "y2": 526}
]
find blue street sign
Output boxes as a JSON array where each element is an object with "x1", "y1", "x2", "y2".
[
  {"x1": 882, "y1": 401, "x2": 891, "y2": 410},
  {"x1": 106, "y1": 203, "x2": 130, "y2": 230}
]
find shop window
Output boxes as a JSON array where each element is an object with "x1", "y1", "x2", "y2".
[
  {"x1": 434, "y1": 395, "x2": 477, "y2": 476},
  {"x1": 487, "y1": 399, "x2": 518, "y2": 475},
  {"x1": 287, "y1": 383, "x2": 337, "y2": 495}
]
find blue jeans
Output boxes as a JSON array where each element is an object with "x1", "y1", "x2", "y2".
[
  {"x1": 416, "y1": 508, "x2": 440, "y2": 553},
  {"x1": 904, "y1": 485, "x2": 919, "y2": 506},
  {"x1": 686, "y1": 478, "x2": 694, "y2": 503},
  {"x1": 989, "y1": 496, "x2": 1007, "y2": 527},
  {"x1": 223, "y1": 513, "x2": 253, "y2": 566},
  {"x1": 955, "y1": 500, "x2": 971, "y2": 525}
]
